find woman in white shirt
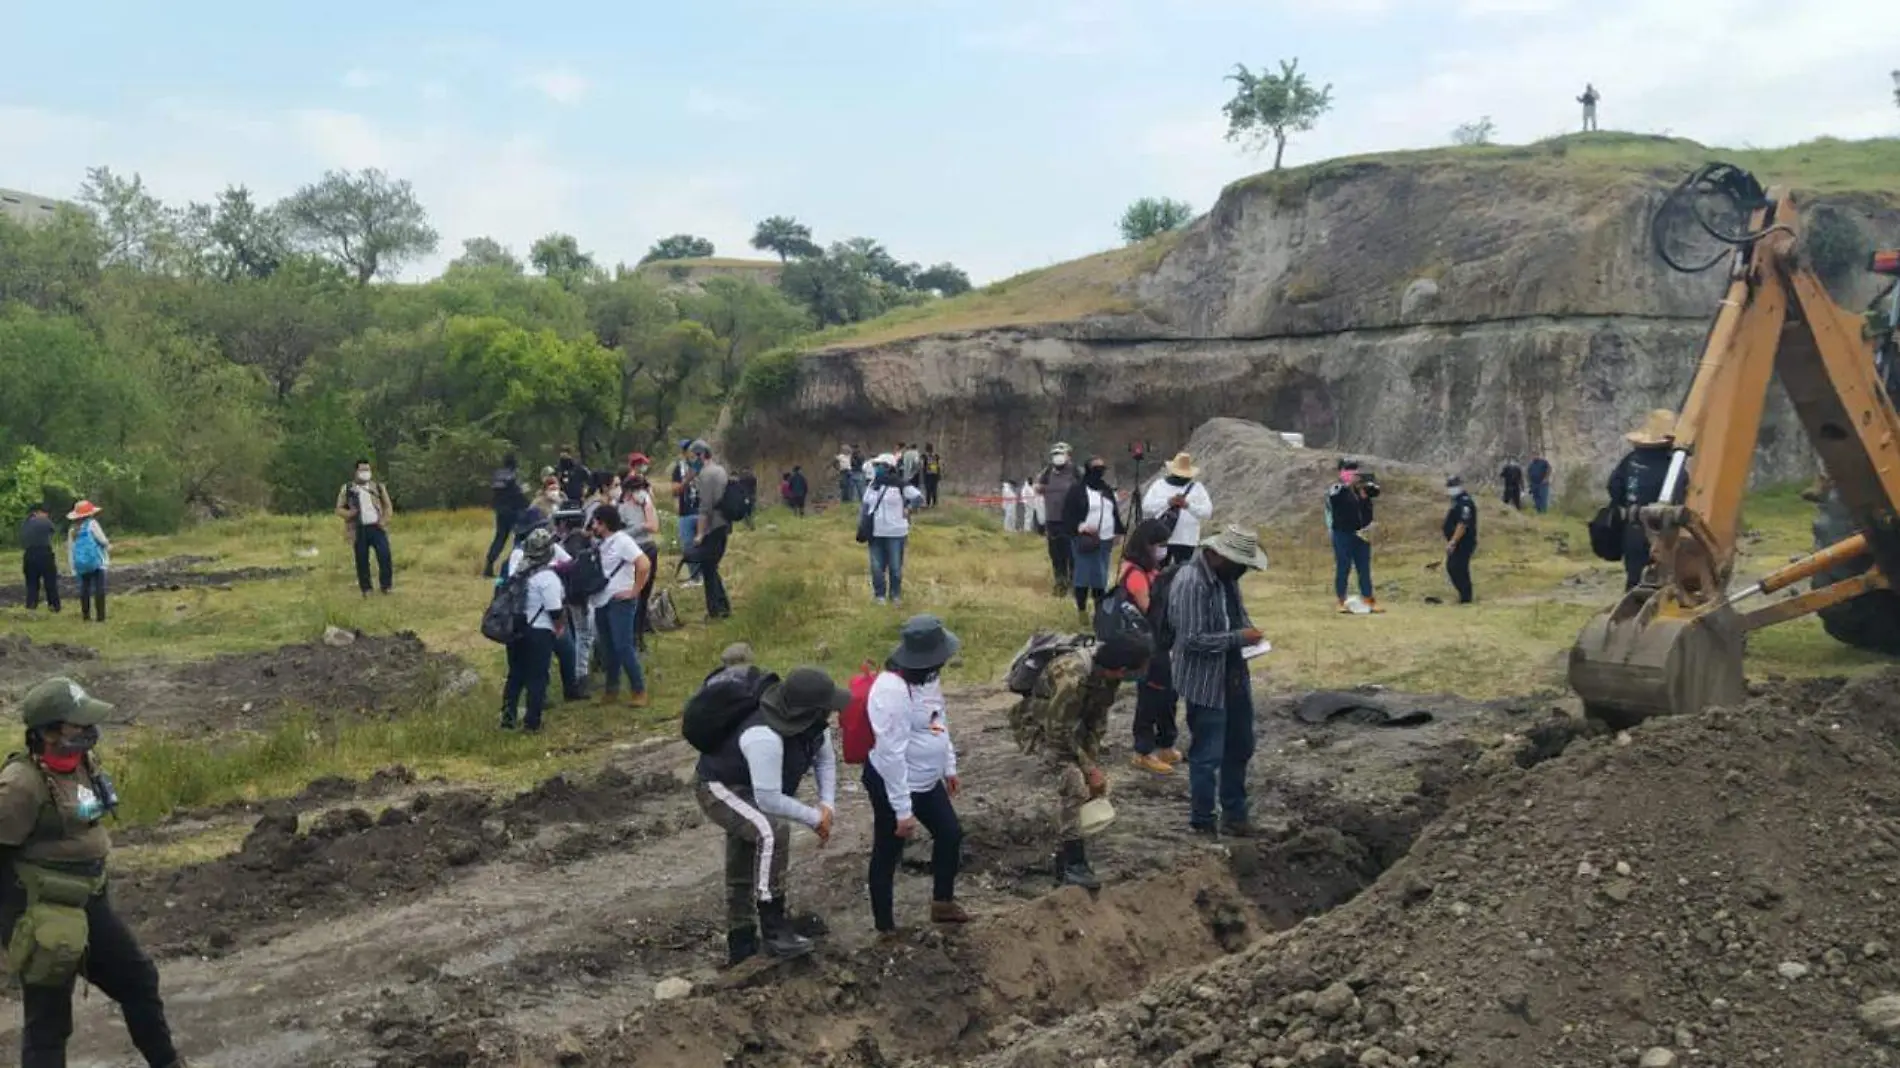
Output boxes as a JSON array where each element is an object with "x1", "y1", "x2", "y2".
[
  {"x1": 586, "y1": 507, "x2": 652, "y2": 708},
  {"x1": 1001, "y1": 480, "x2": 1019, "y2": 533},
  {"x1": 1019, "y1": 479, "x2": 1042, "y2": 535},
  {"x1": 502, "y1": 530, "x2": 567, "y2": 732},
  {"x1": 861, "y1": 456, "x2": 925, "y2": 605},
  {"x1": 864, "y1": 614, "x2": 969, "y2": 932}
]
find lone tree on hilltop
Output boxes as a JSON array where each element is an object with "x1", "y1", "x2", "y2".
[
  {"x1": 1451, "y1": 116, "x2": 1497, "y2": 146},
  {"x1": 640, "y1": 234, "x2": 715, "y2": 264},
  {"x1": 1223, "y1": 58, "x2": 1333, "y2": 171},
  {"x1": 750, "y1": 216, "x2": 820, "y2": 261},
  {"x1": 1119, "y1": 197, "x2": 1194, "y2": 243},
  {"x1": 279, "y1": 168, "x2": 438, "y2": 285}
]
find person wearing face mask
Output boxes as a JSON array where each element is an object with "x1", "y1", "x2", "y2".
[
  {"x1": 863, "y1": 454, "x2": 924, "y2": 605},
  {"x1": 1119, "y1": 521, "x2": 1185, "y2": 774},
  {"x1": 1061, "y1": 456, "x2": 1124, "y2": 615},
  {"x1": 0, "y1": 678, "x2": 187, "y2": 1068},
  {"x1": 557, "y1": 448, "x2": 591, "y2": 507},
  {"x1": 1141, "y1": 453, "x2": 1215, "y2": 566},
  {"x1": 1324, "y1": 459, "x2": 1381, "y2": 614},
  {"x1": 1034, "y1": 445, "x2": 1079, "y2": 594},
  {"x1": 485, "y1": 453, "x2": 529, "y2": 579},
  {"x1": 1169, "y1": 526, "x2": 1270, "y2": 838},
  {"x1": 335, "y1": 458, "x2": 396, "y2": 597},
  {"x1": 1442, "y1": 476, "x2": 1479, "y2": 604},
  {"x1": 618, "y1": 456, "x2": 662, "y2": 643},
  {"x1": 864, "y1": 615, "x2": 970, "y2": 934}
]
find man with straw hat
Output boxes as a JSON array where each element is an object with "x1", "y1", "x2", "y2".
[
  {"x1": 1141, "y1": 452, "x2": 1214, "y2": 567},
  {"x1": 1169, "y1": 526, "x2": 1270, "y2": 839},
  {"x1": 1607, "y1": 409, "x2": 1677, "y2": 590}
]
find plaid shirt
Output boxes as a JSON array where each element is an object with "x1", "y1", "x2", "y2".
[{"x1": 1167, "y1": 553, "x2": 1253, "y2": 711}]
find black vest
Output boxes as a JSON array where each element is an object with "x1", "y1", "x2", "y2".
[{"x1": 696, "y1": 710, "x2": 824, "y2": 796}]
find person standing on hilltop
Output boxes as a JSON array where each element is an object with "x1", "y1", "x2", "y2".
[
  {"x1": 1325, "y1": 460, "x2": 1381, "y2": 613},
  {"x1": 1035, "y1": 444, "x2": 1080, "y2": 595},
  {"x1": 1527, "y1": 454, "x2": 1554, "y2": 514},
  {"x1": 1442, "y1": 476, "x2": 1479, "y2": 605},
  {"x1": 1141, "y1": 452, "x2": 1214, "y2": 567},
  {"x1": 1608, "y1": 410, "x2": 1677, "y2": 590},
  {"x1": 1500, "y1": 457, "x2": 1525, "y2": 511},
  {"x1": 1578, "y1": 83, "x2": 1600, "y2": 132}
]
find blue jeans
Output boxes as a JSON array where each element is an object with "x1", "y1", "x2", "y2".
[
  {"x1": 1185, "y1": 682, "x2": 1256, "y2": 828},
  {"x1": 868, "y1": 535, "x2": 907, "y2": 600},
  {"x1": 1530, "y1": 483, "x2": 1550, "y2": 514},
  {"x1": 838, "y1": 471, "x2": 855, "y2": 503},
  {"x1": 1331, "y1": 529, "x2": 1372, "y2": 601},
  {"x1": 595, "y1": 599, "x2": 645, "y2": 696},
  {"x1": 355, "y1": 524, "x2": 392, "y2": 593},
  {"x1": 677, "y1": 515, "x2": 701, "y2": 580}
]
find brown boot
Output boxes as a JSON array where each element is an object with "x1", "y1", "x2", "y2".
[
  {"x1": 1155, "y1": 747, "x2": 1185, "y2": 766},
  {"x1": 627, "y1": 691, "x2": 650, "y2": 709},
  {"x1": 1365, "y1": 598, "x2": 1386, "y2": 614},
  {"x1": 1131, "y1": 753, "x2": 1173, "y2": 775},
  {"x1": 930, "y1": 901, "x2": 971, "y2": 924}
]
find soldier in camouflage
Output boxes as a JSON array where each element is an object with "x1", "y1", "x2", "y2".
[{"x1": 1011, "y1": 635, "x2": 1151, "y2": 889}]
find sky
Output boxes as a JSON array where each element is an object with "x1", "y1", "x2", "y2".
[{"x1": 2, "y1": 0, "x2": 1894, "y2": 285}]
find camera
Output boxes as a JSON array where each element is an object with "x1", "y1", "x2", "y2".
[{"x1": 1129, "y1": 441, "x2": 1146, "y2": 461}]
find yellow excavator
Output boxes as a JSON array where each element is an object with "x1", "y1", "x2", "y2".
[{"x1": 1569, "y1": 163, "x2": 1900, "y2": 728}]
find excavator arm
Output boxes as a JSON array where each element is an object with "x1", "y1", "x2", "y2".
[{"x1": 1569, "y1": 169, "x2": 1900, "y2": 727}]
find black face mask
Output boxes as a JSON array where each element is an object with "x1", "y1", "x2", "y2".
[{"x1": 1085, "y1": 466, "x2": 1108, "y2": 488}]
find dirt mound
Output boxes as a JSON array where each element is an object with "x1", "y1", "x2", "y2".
[
  {"x1": 81, "y1": 631, "x2": 465, "y2": 734},
  {"x1": 117, "y1": 767, "x2": 683, "y2": 957},
  {"x1": 1179, "y1": 417, "x2": 1437, "y2": 527},
  {"x1": 979, "y1": 670, "x2": 1900, "y2": 1068},
  {"x1": 0, "y1": 554, "x2": 301, "y2": 608}
]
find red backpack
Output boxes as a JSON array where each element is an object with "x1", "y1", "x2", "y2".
[{"x1": 840, "y1": 662, "x2": 880, "y2": 764}]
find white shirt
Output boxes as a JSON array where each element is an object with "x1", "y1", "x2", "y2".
[
  {"x1": 1078, "y1": 487, "x2": 1116, "y2": 536},
  {"x1": 506, "y1": 543, "x2": 571, "y2": 578},
  {"x1": 355, "y1": 481, "x2": 381, "y2": 526},
  {"x1": 836, "y1": 452, "x2": 854, "y2": 473},
  {"x1": 1142, "y1": 479, "x2": 1215, "y2": 547},
  {"x1": 589, "y1": 530, "x2": 642, "y2": 610},
  {"x1": 522, "y1": 567, "x2": 566, "y2": 632},
  {"x1": 862, "y1": 483, "x2": 923, "y2": 539},
  {"x1": 1020, "y1": 484, "x2": 1042, "y2": 521},
  {"x1": 867, "y1": 673, "x2": 957, "y2": 819},
  {"x1": 738, "y1": 725, "x2": 838, "y2": 829}
]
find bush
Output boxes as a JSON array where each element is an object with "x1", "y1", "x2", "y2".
[
  {"x1": 387, "y1": 424, "x2": 512, "y2": 511},
  {"x1": 738, "y1": 346, "x2": 802, "y2": 408},
  {"x1": 270, "y1": 392, "x2": 372, "y2": 514}
]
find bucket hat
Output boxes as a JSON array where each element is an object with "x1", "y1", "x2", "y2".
[
  {"x1": 890, "y1": 614, "x2": 960, "y2": 671},
  {"x1": 759, "y1": 667, "x2": 852, "y2": 736}
]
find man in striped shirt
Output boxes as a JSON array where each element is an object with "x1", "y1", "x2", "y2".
[{"x1": 1167, "y1": 526, "x2": 1269, "y2": 838}]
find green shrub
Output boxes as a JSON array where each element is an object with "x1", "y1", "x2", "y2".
[
  {"x1": 737, "y1": 346, "x2": 802, "y2": 408},
  {"x1": 270, "y1": 392, "x2": 373, "y2": 514},
  {"x1": 387, "y1": 424, "x2": 512, "y2": 511}
]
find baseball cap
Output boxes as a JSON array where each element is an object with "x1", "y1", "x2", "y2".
[{"x1": 20, "y1": 677, "x2": 122, "y2": 729}]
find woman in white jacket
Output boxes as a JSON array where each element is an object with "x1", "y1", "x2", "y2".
[{"x1": 864, "y1": 614, "x2": 970, "y2": 932}]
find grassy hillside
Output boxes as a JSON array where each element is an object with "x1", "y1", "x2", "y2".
[{"x1": 812, "y1": 133, "x2": 1899, "y2": 352}]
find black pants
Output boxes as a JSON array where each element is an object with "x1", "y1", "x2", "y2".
[
  {"x1": 1166, "y1": 544, "x2": 1195, "y2": 568},
  {"x1": 1503, "y1": 485, "x2": 1522, "y2": 510},
  {"x1": 484, "y1": 509, "x2": 519, "y2": 576},
  {"x1": 0, "y1": 885, "x2": 179, "y2": 1068},
  {"x1": 1044, "y1": 523, "x2": 1073, "y2": 592},
  {"x1": 923, "y1": 475, "x2": 940, "y2": 508},
  {"x1": 77, "y1": 572, "x2": 105, "y2": 623},
  {"x1": 1447, "y1": 543, "x2": 1475, "y2": 603},
  {"x1": 355, "y1": 524, "x2": 392, "y2": 593},
  {"x1": 503, "y1": 626, "x2": 555, "y2": 730},
  {"x1": 1133, "y1": 651, "x2": 1180, "y2": 754},
  {"x1": 864, "y1": 764, "x2": 961, "y2": 932},
  {"x1": 789, "y1": 496, "x2": 806, "y2": 518},
  {"x1": 635, "y1": 541, "x2": 659, "y2": 642},
  {"x1": 1623, "y1": 523, "x2": 1649, "y2": 591},
  {"x1": 23, "y1": 547, "x2": 59, "y2": 612},
  {"x1": 699, "y1": 525, "x2": 731, "y2": 619}
]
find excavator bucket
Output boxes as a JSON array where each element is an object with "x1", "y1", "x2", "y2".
[{"x1": 1568, "y1": 591, "x2": 1745, "y2": 729}]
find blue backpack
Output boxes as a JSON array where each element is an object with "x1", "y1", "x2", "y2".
[{"x1": 71, "y1": 524, "x2": 103, "y2": 576}]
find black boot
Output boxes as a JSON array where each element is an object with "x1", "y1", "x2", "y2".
[
  {"x1": 725, "y1": 925, "x2": 759, "y2": 967},
  {"x1": 1058, "y1": 840, "x2": 1101, "y2": 890},
  {"x1": 758, "y1": 900, "x2": 814, "y2": 959}
]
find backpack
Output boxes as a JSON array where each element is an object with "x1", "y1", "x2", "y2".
[
  {"x1": 682, "y1": 667, "x2": 780, "y2": 753},
  {"x1": 1588, "y1": 506, "x2": 1627, "y2": 562},
  {"x1": 1006, "y1": 632, "x2": 1092, "y2": 697},
  {"x1": 716, "y1": 478, "x2": 750, "y2": 523},
  {"x1": 70, "y1": 524, "x2": 102, "y2": 576},
  {"x1": 1094, "y1": 579, "x2": 1156, "y2": 650},
  {"x1": 480, "y1": 571, "x2": 537, "y2": 644},
  {"x1": 839, "y1": 662, "x2": 880, "y2": 764},
  {"x1": 1148, "y1": 563, "x2": 1182, "y2": 652},
  {"x1": 562, "y1": 546, "x2": 620, "y2": 605},
  {"x1": 1155, "y1": 481, "x2": 1194, "y2": 538},
  {"x1": 649, "y1": 588, "x2": 681, "y2": 632},
  {"x1": 857, "y1": 487, "x2": 891, "y2": 544}
]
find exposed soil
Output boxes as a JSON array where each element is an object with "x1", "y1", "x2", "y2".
[{"x1": 0, "y1": 554, "x2": 301, "y2": 609}]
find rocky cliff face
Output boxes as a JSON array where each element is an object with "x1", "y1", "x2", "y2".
[{"x1": 733, "y1": 143, "x2": 1898, "y2": 499}]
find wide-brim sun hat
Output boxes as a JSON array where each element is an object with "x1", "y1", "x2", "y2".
[
  {"x1": 1202, "y1": 525, "x2": 1271, "y2": 571},
  {"x1": 67, "y1": 500, "x2": 100, "y2": 521},
  {"x1": 1626, "y1": 409, "x2": 1678, "y2": 447},
  {"x1": 760, "y1": 666, "x2": 853, "y2": 735},
  {"x1": 890, "y1": 614, "x2": 961, "y2": 671},
  {"x1": 1166, "y1": 452, "x2": 1200, "y2": 479}
]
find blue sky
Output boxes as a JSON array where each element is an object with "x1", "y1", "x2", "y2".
[{"x1": 3, "y1": 0, "x2": 1893, "y2": 283}]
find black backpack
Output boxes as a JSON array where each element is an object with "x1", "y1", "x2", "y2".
[
  {"x1": 561, "y1": 545, "x2": 621, "y2": 605},
  {"x1": 682, "y1": 667, "x2": 781, "y2": 753},
  {"x1": 1006, "y1": 633, "x2": 1092, "y2": 696},
  {"x1": 480, "y1": 571, "x2": 536, "y2": 644},
  {"x1": 1588, "y1": 506, "x2": 1627, "y2": 562},
  {"x1": 716, "y1": 478, "x2": 750, "y2": 523},
  {"x1": 1148, "y1": 563, "x2": 1182, "y2": 651}
]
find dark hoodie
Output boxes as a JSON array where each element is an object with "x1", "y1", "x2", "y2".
[{"x1": 1062, "y1": 466, "x2": 1124, "y2": 535}]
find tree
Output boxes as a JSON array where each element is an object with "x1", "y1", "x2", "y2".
[
  {"x1": 686, "y1": 276, "x2": 813, "y2": 398},
  {"x1": 913, "y1": 262, "x2": 973, "y2": 297},
  {"x1": 450, "y1": 236, "x2": 523, "y2": 275},
  {"x1": 779, "y1": 249, "x2": 885, "y2": 327},
  {"x1": 203, "y1": 186, "x2": 288, "y2": 280},
  {"x1": 529, "y1": 232, "x2": 599, "y2": 289},
  {"x1": 187, "y1": 257, "x2": 357, "y2": 401},
  {"x1": 279, "y1": 168, "x2": 439, "y2": 284},
  {"x1": 640, "y1": 234, "x2": 715, "y2": 264},
  {"x1": 1223, "y1": 59, "x2": 1334, "y2": 171},
  {"x1": 750, "y1": 216, "x2": 820, "y2": 261},
  {"x1": 1451, "y1": 117, "x2": 1497, "y2": 146},
  {"x1": 77, "y1": 167, "x2": 181, "y2": 272},
  {"x1": 1119, "y1": 198, "x2": 1194, "y2": 243}
]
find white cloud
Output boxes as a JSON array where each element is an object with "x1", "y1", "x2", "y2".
[
  {"x1": 521, "y1": 68, "x2": 589, "y2": 106},
  {"x1": 685, "y1": 89, "x2": 762, "y2": 122},
  {"x1": 341, "y1": 68, "x2": 385, "y2": 90}
]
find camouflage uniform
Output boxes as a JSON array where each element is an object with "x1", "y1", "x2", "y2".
[{"x1": 1011, "y1": 647, "x2": 1121, "y2": 842}]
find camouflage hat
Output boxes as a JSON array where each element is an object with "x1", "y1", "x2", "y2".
[
  {"x1": 20, "y1": 677, "x2": 118, "y2": 729},
  {"x1": 520, "y1": 528, "x2": 556, "y2": 568}
]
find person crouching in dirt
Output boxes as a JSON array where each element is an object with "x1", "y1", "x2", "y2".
[
  {"x1": 0, "y1": 678, "x2": 187, "y2": 1068},
  {"x1": 694, "y1": 667, "x2": 850, "y2": 966},
  {"x1": 1010, "y1": 630, "x2": 1152, "y2": 890},
  {"x1": 865, "y1": 615, "x2": 971, "y2": 933}
]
